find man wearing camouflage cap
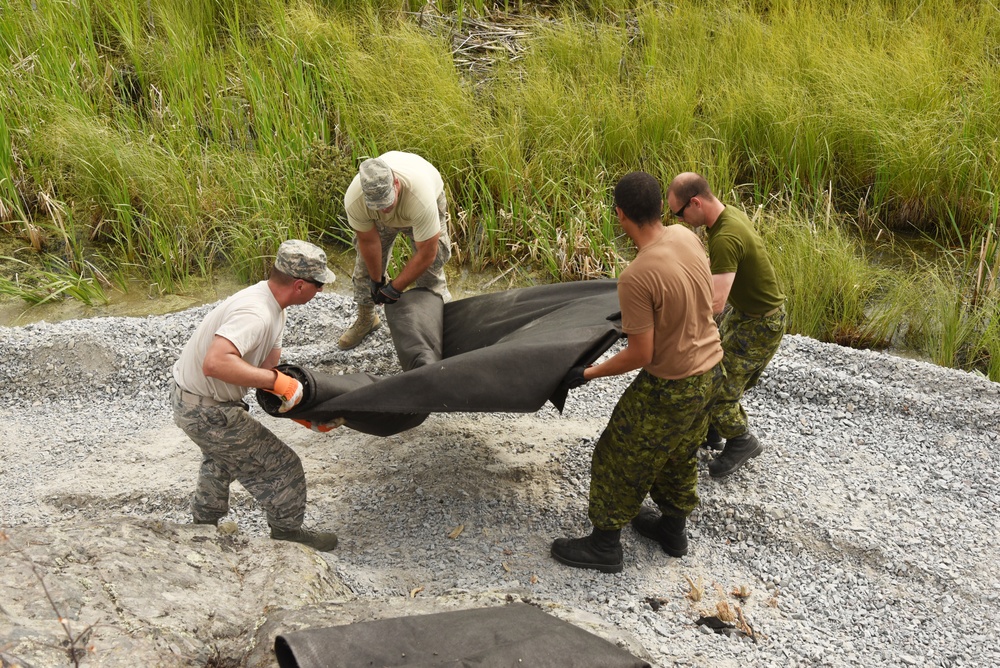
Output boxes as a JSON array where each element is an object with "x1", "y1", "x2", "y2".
[
  {"x1": 171, "y1": 239, "x2": 340, "y2": 551},
  {"x1": 338, "y1": 151, "x2": 452, "y2": 350}
]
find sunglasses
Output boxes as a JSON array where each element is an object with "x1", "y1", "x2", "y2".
[
  {"x1": 302, "y1": 278, "x2": 324, "y2": 288},
  {"x1": 671, "y1": 198, "x2": 692, "y2": 219}
]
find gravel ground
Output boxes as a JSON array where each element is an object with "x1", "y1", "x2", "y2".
[{"x1": 1, "y1": 288, "x2": 999, "y2": 668}]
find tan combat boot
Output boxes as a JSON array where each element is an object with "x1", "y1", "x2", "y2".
[
  {"x1": 270, "y1": 526, "x2": 338, "y2": 552},
  {"x1": 337, "y1": 304, "x2": 381, "y2": 350}
]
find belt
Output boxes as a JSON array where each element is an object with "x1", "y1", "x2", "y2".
[
  {"x1": 743, "y1": 304, "x2": 783, "y2": 319},
  {"x1": 172, "y1": 383, "x2": 247, "y2": 409}
]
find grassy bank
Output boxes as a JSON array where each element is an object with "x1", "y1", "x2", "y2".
[{"x1": 1, "y1": 0, "x2": 999, "y2": 379}]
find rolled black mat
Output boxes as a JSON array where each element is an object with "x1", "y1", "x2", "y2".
[{"x1": 258, "y1": 280, "x2": 622, "y2": 436}]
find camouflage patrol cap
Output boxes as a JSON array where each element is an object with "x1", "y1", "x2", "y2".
[
  {"x1": 274, "y1": 240, "x2": 337, "y2": 284},
  {"x1": 359, "y1": 157, "x2": 396, "y2": 210}
]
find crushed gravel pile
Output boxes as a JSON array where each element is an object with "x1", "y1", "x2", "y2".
[{"x1": 1, "y1": 289, "x2": 999, "y2": 668}]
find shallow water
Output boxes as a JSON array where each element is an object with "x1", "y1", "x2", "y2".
[
  {"x1": 0, "y1": 256, "x2": 537, "y2": 327},
  {"x1": 0, "y1": 275, "x2": 247, "y2": 327}
]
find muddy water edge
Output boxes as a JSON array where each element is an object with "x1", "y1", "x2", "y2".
[{"x1": 0, "y1": 247, "x2": 542, "y2": 327}]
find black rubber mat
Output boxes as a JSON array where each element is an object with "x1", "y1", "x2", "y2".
[
  {"x1": 274, "y1": 603, "x2": 650, "y2": 667},
  {"x1": 257, "y1": 281, "x2": 622, "y2": 436}
]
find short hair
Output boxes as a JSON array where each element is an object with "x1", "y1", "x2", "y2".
[
  {"x1": 613, "y1": 172, "x2": 663, "y2": 226},
  {"x1": 669, "y1": 172, "x2": 712, "y2": 204},
  {"x1": 269, "y1": 266, "x2": 296, "y2": 285}
]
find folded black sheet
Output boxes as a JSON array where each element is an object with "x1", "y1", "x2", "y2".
[
  {"x1": 273, "y1": 603, "x2": 650, "y2": 668},
  {"x1": 257, "y1": 280, "x2": 622, "y2": 436}
]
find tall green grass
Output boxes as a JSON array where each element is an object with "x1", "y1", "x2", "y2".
[
  {"x1": 896, "y1": 218, "x2": 1000, "y2": 374},
  {"x1": 0, "y1": 255, "x2": 110, "y2": 306},
  {"x1": 757, "y1": 204, "x2": 891, "y2": 347},
  {"x1": 3, "y1": 0, "x2": 1000, "y2": 378}
]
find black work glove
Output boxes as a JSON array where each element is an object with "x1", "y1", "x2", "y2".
[
  {"x1": 370, "y1": 275, "x2": 387, "y2": 303},
  {"x1": 559, "y1": 365, "x2": 590, "y2": 392},
  {"x1": 373, "y1": 278, "x2": 403, "y2": 305}
]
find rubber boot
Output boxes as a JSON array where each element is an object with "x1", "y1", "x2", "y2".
[
  {"x1": 709, "y1": 432, "x2": 764, "y2": 478},
  {"x1": 630, "y1": 507, "x2": 688, "y2": 557},
  {"x1": 550, "y1": 528, "x2": 623, "y2": 573},
  {"x1": 701, "y1": 424, "x2": 724, "y2": 450},
  {"x1": 337, "y1": 304, "x2": 381, "y2": 350},
  {"x1": 270, "y1": 526, "x2": 339, "y2": 552}
]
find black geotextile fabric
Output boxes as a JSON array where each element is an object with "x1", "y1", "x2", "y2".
[
  {"x1": 256, "y1": 281, "x2": 622, "y2": 436},
  {"x1": 273, "y1": 603, "x2": 651, "y2": 668}
]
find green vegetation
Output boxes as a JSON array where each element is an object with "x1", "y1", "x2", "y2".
[
  {"x1": 1, "y1": 0, "x2": 999, "y2": 379},
  {"x1": 0, "y1": 255, "x2": 110, "y2": 306}
]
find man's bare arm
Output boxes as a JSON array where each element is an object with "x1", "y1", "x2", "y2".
[
  {"x1": 712, "y1": 272, "x2": 736, "y2": 314},
  {"x1": 392, "y1": 232, "x2": 441, "y2": 290},
  {"x1": 584, "y1": 329, "x2": 654, "y2": 380},
  {"x1": 202, "y1": 336, "x2": 281, "y2": 390}
]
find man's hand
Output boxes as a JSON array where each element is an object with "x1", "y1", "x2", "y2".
[
  {"x1": 292, "y1": 418, "x2": 344, "y2": 433},
  {"x1": 268, "y1": 370, "x2": 303, "y2": 413},
  {"x1": 370, "y1": 276, "x2": 387, "y2": 303},
  {"x1": 373, "y1": 279, "x2": 402, "y2": 305},
  {"x1": 559, "y1": 365, "x2": 590, "y2": 392}
]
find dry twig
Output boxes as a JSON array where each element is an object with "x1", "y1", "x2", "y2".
[{"x1": 407, "y1": 7, "x2": 538, "y2": 86}]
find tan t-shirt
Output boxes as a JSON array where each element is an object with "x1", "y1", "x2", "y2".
[
  {"x1": 172, "y1": 281, "x2": 285, "y2": 402},
  {"x1": 618, "y1": 225, "x2": 722, "y2": 380},
  {"x1": 344, "y1": 151, "x2": 445, "y2": 242}
]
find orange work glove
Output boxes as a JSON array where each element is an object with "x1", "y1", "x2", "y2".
[
  {"x1": 292, "y1": 418, "x2": 345, "y2": 433},
  {"x1": 268, "y1": 370, "x2": 303, "y2": 414}
]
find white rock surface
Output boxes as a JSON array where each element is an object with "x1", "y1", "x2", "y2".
[{"x1": 1, "y1": 289, "x2": 998, "y2": 667}]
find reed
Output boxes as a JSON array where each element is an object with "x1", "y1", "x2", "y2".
[
  {"x1": 0, "y1": 255, "x2": 110, "y2": 307},
  {"x1": 3, "y1": 0, "x2": 1000, "y2": 379},
  {"x1": 757, "y1": 206, "x2": 888, "y2": 347}
]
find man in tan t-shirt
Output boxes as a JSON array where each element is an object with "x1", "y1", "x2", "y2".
[
  {"x1": 337, "y1": 151, "x2": 452, "y2": 350},
  {"x1": 551, "y1": 172, "x2": 725, "y2": 573}
]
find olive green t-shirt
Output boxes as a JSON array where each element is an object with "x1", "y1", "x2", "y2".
[{"x1": 707, "y1": 206, "x2": 784, "y2": 315}]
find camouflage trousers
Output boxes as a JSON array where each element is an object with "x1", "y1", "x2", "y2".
[
  {"x1": 351, "y1": 191, "x2": 452, "y2": 306},
  {"x1": 588, "y1": 364, "x2": 725, "y2": 529},
  {"x1": 711, "y1": 305, "x2": 786, "y2": 439},
  {"x1": 171, "y1": 384, "x2": 306, "y2": 530}
]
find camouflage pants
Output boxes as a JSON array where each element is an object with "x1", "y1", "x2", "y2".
[
  {"x1": 588, "y1": 364, "x2": 725, "y2": 529},
  {"x1": 352, "y1": 191, "x2": 452, "y2": 305},
  {"x1": 171, "y1": 385, "x2": 307, "y2": 530},
  {"x1": 711, "y1": 305, "x2": 786, "y2": 439}
]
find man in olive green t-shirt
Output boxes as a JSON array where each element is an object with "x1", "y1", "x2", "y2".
[{"x1": 667, "y1": 172, "x2": 786, "y2": 478}]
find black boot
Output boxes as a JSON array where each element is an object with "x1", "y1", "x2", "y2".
[
  {"x1": 701, "y1": 424, "x2": 724, "y2": 450},
  {"x1": 709, "y1": 432, "x2": 764, "y2": 478},
  {"x1": 551, "y1": 528, "x2": 623, "y2": 573},
  {"x1": 630, "y1": 507, "x2": 688, "y2": 557}
]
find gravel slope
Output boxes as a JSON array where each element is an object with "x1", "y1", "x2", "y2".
[{"x1": 1, "y1": 289, "x2": 998, "y2": 668}]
